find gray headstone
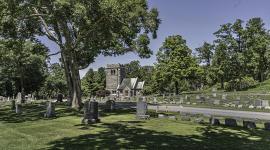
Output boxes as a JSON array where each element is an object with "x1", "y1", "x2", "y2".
[
  {"x1": 168, "y1": 115, "x2": 176, "y2": 120},
  {"x1": 158, "y1": 114, "x2": 166, "y2": 119},
  {"x1": 212, "y1": 88, "x2": 217, "y2": 92},
  {"x1": 15, "y1": 104, "x2": 22, "y2": 114},
  {"x1": 212, "y1": 93, "x2": 217, "y2": 98},
  {"x1": 209, "y1": 117, "x2": 220, "y2": 126},
  {"x1": 136, "y1": 101, "x2": 149, "y2": 119},
  {"x1": 17, "y1": 92, "x2": 22, "y2": 104},
  {"x1": 82, "y1": 101, "x2": 100, "y2": 124},
  {"x1": 181, "y1": 116, "x2": 191, "y2": 121},
  {"x1": 264, "y1": 122, "x2": 270, "y2": 131},
  {"x1": 11, "y1": 100, "x2": 16, "y2": 110},
  {"x1": 194, "y1": 117, "x2": 204, "y2": 124},
  {"x1": 262, "y1": 100, "x2": 269, "y2": 107},
  {"x1": 213, "y1": 100, "x2": 220, "y2": 105},
  {"x1": 105, "y1": 100, "x2": 115, "y2": 112},
  {"x1": 243, "y1": 121, "x2": 256, "y2": 129},
  {"x1": 254, "y1": 100, "x2": 262, "y2": 107},
  {"x1": 44, "y1": 101, "x2": 55, "y2": 118},
  {"x1": 225, "y1": 118, "x2": 237, "y2": 127},
  {"x1": 222, "y1": 94, "x2": 227, "y2": 100}
]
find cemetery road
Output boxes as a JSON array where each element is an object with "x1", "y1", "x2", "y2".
[{"x1": 148, "y1": 105, "x2": 270, "y2": 121}]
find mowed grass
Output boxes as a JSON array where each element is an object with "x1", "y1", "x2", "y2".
[{"x1": 0, "y1": 102, "x2": 270, "y2": 150}]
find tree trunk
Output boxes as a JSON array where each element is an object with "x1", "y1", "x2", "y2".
[
  {"x1": 62, "y1": 51, "x2": 82, "y2": 110},
  {"x1": 175, "y1": 81, "x2": 179, "y2": 95}
]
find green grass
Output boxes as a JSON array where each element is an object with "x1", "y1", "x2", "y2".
[{"x1": 1, "y1": 102, "x2": 270, "y2": 150}]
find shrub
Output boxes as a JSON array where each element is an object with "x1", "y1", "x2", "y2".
[{"x1": 225, "y1": 77, "x2": 258, "y2": 91}]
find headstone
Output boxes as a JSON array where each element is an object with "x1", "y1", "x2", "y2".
[
  {"x1": 82, "y1": 101, "x2": 100, "y2": 124},
  {"x1": 185, "y1": 95, "x2": 190, "y2": 101},
  {"x1": 194, "y1": 118, "x2": 204, "y2": 124},
  {"x1": 262, "y1": 100, "x2": 269, "y2": 107},
  {"x1": 243, "y1": 121, "x2": 256, "y2": 129},
  {"x1": 181, "y1": 116, "x2": 191, "y2": 121},
  {"x1": 57, "y1": 94, "x2": 63, "y2": 102},
  {"x1": 238, "y1": 105, "x2": 243, "y2": 108},
  {"x1": 156, "y1": 105, "x2": 159, "y2": 113},
  {"x1": 212, "y1": 93, "x2": 217, "y2": 98},
  {"x1": 168, "y1": 115, "x2": 176, "y2": 120},
  {"x1": 196, "y1": 95, "x2": 200, "y2": 100},
  {"x1": 212, "y1": 88, "x2": 217, "y2": 92},
  {"x1": 105, "y1": 100, "x2": 115, "y2": 112},
  {"x1": 254, "y1": 100, "x2": 262, "y2": 107},
  {"x1": 213, "y1": 100, "x2": 220, "y2": 105},
  {"x1": 249, "y1": 105, "x2": 254, "y2": 109},
  {"x1": 16, "y1": 92, "x2": 22, "y2": 104},
  {"x1": 153, "y1": 97, "x2": 157, "y2": 103},
  {"x1": 158, "y1": 114, "x2": 166, "y2": 118},
  {"x1": 15, "y1": 104, "x2": 22, "y2": 114},
  {"x1": 209, "y1": 117, "x2": 220, "y2": 125},
  {"x1": 44, "y1": 101, "x2": 55, "y2": 118},
  {"x1": 236, "y1": 96, "x2": 241, "y2": 101},
  {"x1": 264, "y1": 122, "x2": 270, "y2": 131},
  {"x1": 136, "y1": 100, "x2": 149, "y2": 119},
  {"x1": 11, "y1": 100, "x2": 16, "y2": 110},
  {"x1": 225, "y1": 118, "x2": 237, "y2": 127},
  {"x1": 222, "y1": 94, "x2": 227, "y2": 100}
]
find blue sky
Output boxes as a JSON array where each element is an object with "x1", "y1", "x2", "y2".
[{"x1": 43, "y1": 0, "x2": 270, "y2": 78}]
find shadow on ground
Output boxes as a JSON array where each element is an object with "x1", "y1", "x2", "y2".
[
  {"x1": 46, "y1": 122, "x2": 270, "y2": 150},
  {"x1": 0, "y1": 102, "x2": 82, "y2": 123}
]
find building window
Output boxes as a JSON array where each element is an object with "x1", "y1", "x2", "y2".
[
  {"x1": 112, "y1": 90, "x2": 116, "y2": 94},
  {"x1": 111, "y1": 69, "x2": 116, "y2": 75}
]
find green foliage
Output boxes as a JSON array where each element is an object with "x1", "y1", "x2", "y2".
[
  {"x1": 81, "y1": 67, "x2": 106, "y2": 97},
  {"x1": 224, "y1": 77, "x2": 258, "y2": 91},
  {"x1": 154, "y1": 35, "x2": 202, "y2": 94},
  {"x1": 40, "y1": 63, "x2": 67, "y2": 98},
  {"x1": 0, "y1": 40, "x2": 48, "y2": 97}
]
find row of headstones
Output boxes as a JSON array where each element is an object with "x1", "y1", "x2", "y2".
[{"x1": 11, "y1": 100, "x2": 55, "y2": 117}]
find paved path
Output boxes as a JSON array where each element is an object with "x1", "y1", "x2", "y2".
[{"x1": 148, "y1": 105, "x2": 270, "y2": 121}]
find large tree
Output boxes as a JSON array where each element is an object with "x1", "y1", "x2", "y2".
[
  {"x1": 155, "y1": 35, "x2": 202, "y2": 95},
  {"x1": 1, "y1": 0, "x2": 160, "y2": 109}
]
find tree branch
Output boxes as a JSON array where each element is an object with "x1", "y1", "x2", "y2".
[{"x1": 47, "y1": 51, "x2": 61, "y2": 57}]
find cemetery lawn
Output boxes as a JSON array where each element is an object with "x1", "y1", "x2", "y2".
[{"x1": 1, "y1": 103, "x2": 270, "y2": 150}]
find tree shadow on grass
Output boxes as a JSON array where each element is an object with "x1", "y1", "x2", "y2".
[
  {"x1": 45, "y1": 122, "x2": 270, "y2": 150},
  {"x1": 0, "y1": 103, "x2": 82, "y2": 123}
]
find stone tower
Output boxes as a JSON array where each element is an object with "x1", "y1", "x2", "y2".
[{"x1": 106, "y1": 64, "x2": 125, "y2": 95}]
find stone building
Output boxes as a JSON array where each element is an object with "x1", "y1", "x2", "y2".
[{"x1": 105, "y1": 64, "x2": 145, "y2": 97}]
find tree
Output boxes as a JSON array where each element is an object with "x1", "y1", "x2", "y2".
[
  {"x1": 195, "y1": 42, "x2": 214, "y2": 66},
  {"x1": 245, "y1": 18, "x2": 270, "y2": 82},
  {"x1": 81, "y1": 67, "x2": 106, "y2": 97},
  {"x1": 41, "y1": 63, "x2": 67, "y2": 98},
  {"x1": 2, "y1": 0, "x2": 160, "y2": 109},
  {"x1": 155, "y1": 35, "x2": 201, "y2": 95},
  {"x1": 0, "y1": 40, "x2": 48, "y2": 99}
]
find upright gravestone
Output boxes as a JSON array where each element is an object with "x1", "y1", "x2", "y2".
[
  {"x1": 15, "y1": 104, "x2": 22, "y2": 114},
  {"x1": 153, "y1": 97, "x2": 157, "y2": 104},
  {"x1": 254, "y1": 100, "x2": 262, "y2": 107},
  {"x1": 209, "y1": 117, "x2": 220, "y2": 126},
  {"x1": 262, "y1": 100, "x2": 269, "y2": 107},
  {"x1": 243, "y1": 121, "x2": 256, "y2": 129},
  {"x1": 11, "y1": 100, "x2": 16, "y2": 110},
  {"x1": 264, "y1": 122, "x2": 270, "y2": 131},
  {"x1": 44, "y1": 101, "x2": 56, "y2": 118},
  {"x1": 213, "y1": 100, "x2": 220, "y2": 105},
  {"x1": 222, "y1": 94, "x2": 227, "y2": 100},
  {"x1": 17, "y1": 92, "x2": 22, "y2": 104},
  {"x1": 82, "y1": 101, "x2": 100, "y2": 124},
  {"x1": 57, "y1": 94, "x2": 63, "y2": 102},
  {"x1": 225, "y1": 118, "x2": 237, "y2": 127},
  {"x1": 105, "y1": 100, "x2": 115, "y2": 112},
  {"x1": 136, "y1": 100, "x2": 149, "y2": 119}
]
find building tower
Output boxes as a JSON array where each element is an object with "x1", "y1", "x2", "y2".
[{"x1": 105, "y1": 64, "x2": 125, "y2": 95}]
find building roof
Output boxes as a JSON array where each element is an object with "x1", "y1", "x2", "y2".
[
  {"x1": 136, "y1": 81, "x2": 145, "y2": 90},
  {"x1": 118, "y1": 78, "x2": 144, "y2": 90}
]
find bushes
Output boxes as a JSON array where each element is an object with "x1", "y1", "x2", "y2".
[{"x1": 225, "y1": 77, "x2": 258, "y2": 91}]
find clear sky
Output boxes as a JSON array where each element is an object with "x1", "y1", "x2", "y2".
[{"x1": 43, "y1": 0, "x2": 270, "y2": 78}]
